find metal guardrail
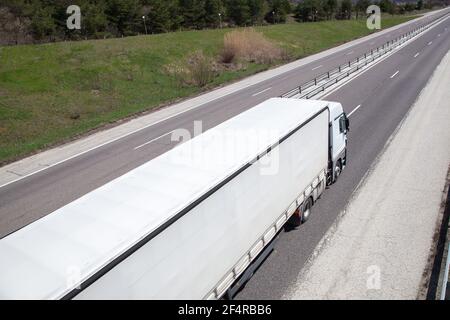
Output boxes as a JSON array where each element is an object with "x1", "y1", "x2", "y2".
[
  {"x1": 281, "y1": 12, "x2": 449, "y2": 100},
  {"x1": 441, "y1": 243, "x2": 450, "y2": 300}
]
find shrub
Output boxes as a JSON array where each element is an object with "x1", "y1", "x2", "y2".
[
  {"x1": 187, "y1": 50, "x2": 216, "y2": 87},
  {"x1": 165, "y1": 50, "x2": 215, "y2": 88},
  {"x1": 221, "y1": 28, "x2": 283, "y2": 64},
  {"x1": 220, "y1": 45, "x2": 236, "y2": 64}
]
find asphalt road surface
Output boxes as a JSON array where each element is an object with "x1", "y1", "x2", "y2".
[
  {"x1": 1, "y1": 10, "x2": 450, "y2": 299},
  {"x1": 237, "y1": 13, "x2": 450, "y2": 299}
]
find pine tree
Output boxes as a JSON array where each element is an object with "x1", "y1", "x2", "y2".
[
  {"x1": 294, "y1": 0, "x2": 320, "y2": 22},
  {"x1": 379, "y1": 0, "x2": 396, "y2": 14},
  {"x1": 339, "y1": 0, "x2": 353, "y2": 19},
  {"x1": 105, "y1": 0, "x2": 141, "y2": 36},
  {"x1": 146, "y1": 0, "x2": 172, "y2": 33},
  {"x1": 168, "y1": 0, "x2": 183, "y2": 30},
  {"x1": 417, "y1": 0, "x2": 424, "y2": 10},
  {"x1": 83, "y1": 1, "x2": 108, "y2": 37},
  {"x1": 31, "y1": 6, "x2": 56, "y2": 40},
  {"x1": 247, "y1": 0, "x2": 267, "y2": 24},
  {"x1": 179, "y1": 0, "x2": 207, "y2": 29},
  {"x1": 204, "y1": 0, "x2": 222, "y2": 28},
  {"x1": 266, "y1": 0, "x2": 291, "y2": 23},
  {"x1": 324, "y1": 0, "x2": 338, "y2": 20},
  {"x1": 226, "y1": 0, "x2": 251, "y2": 26}
]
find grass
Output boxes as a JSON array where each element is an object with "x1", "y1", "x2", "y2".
[{"x1": 0, "y1": 15, "x2": 417, "y2": 165}]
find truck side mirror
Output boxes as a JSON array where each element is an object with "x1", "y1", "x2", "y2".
[{"x1": 339, "y1": 116, "x2": 349, "y2": 134}]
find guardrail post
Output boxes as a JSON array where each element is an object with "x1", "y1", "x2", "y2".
[
  {"x1": 327, "y1": 72, "x2": 330, "y2": 78},
  {"x1": 315, "y1": 78, "x2": 317, "y2": 86}
]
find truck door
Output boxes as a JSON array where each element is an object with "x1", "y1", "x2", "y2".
[{"x1": 331, "y1": 114, "x2": 347, "y2": 162}]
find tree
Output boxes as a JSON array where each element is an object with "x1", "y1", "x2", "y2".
[
  {"x1": 355, "y1": 0, "x2": 370, "y2": 19},
  {"x1": 266, "y1": 0, "x2": 291, "y2": 24},
  {"x1": 416, "y1": 0, "x2": 424, "y2": 10},
  {"x1": 404, "y1": 3, "x2": 416, "y2": 11},
  {"x1": 31, "y1": 6, "x2": 56, "y2": 40},
  {"x1": 247, "y1": 0, "x2": 267, "y2": 24},
  {"x1": 204, "y1": 0, "x2": 222, "y2": 27},
  {"x1": 226, "y1": 0, "x2": 251, "y2": 26},
  {"x1": 83, "y1": 1, "x2": 108, "y2": 37},
  {"x1": 324, "y1": 0, "x2": 338, "y2": 20},
  {"x1": 295, "y1": 0, "x2": 324, "y2": 22},
  {"x1": 179, "y1": 0, "x2": 207, "y2": 29},
  {"x1": 167, "y1": 0, "x2": 183, "y2": 30},
  {"x1": 146, "y1": 0, "x2": 172, "y2": 33},
  {"x1": 338, "y1": 0, "x2": 353, "y2": 20},
  {"x1": 105, "y1": 0, "x2": 141, "y2": 36},
  {"x1": 0, "y1": 6, "x2": 31, "y2": 45},
  {"x1": 295, "y1": 0, "x2": 311, "y2": 22},
  {"x1": 379, "y1": 0, "x2": 395, "y2": 14}
]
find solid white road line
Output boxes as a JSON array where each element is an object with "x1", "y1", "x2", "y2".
[
  {"x1": 348, "y1": 105, "x2": 362, "y2": 118},
  {"x1": 322, "y1": 15, "x2": 449, "y2": 101},
  {"x1": 346, "y1": 51, "x2": 354, "y2": 55},
  {"x1": 252, "y1": 87, "x2": 272, "y2": 97},
  {"x1": 390, "y1": 70, "x2": 400, "y2": 79},
  {"x1": 134, "y1": 131, "x2": 175, "y2": 150},
  {"x1": 414, "y1": 52, "x2": 420, "y2": 58},
  {"x1": 312, "y1": 65, "x2": 323, "y2": 71}
]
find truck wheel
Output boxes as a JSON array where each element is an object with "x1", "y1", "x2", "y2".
[
  {"x1": 334, "y1": 160, "x2": 342, "y2": 182},
  {"x1": 287, "y1": 208, "x2": 302, "y2": 228},
  {"x1": 301, "y1": 198, "x2": 313, "y2": 223}
]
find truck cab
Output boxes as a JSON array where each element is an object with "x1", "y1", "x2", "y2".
[{"x1": 327, "y1": 102, "x2": 349, "y2": 185}]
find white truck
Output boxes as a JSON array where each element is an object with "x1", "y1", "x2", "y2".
[{"x1": 0, "y1": 98, "x2": 349, "y2": 300}]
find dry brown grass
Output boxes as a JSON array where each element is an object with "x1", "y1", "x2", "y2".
[
  {"x1": 165, "y1": 50, "x2": 216, "y2": 87},
  {"x1": 221, "y1": 28, "x2": 283, "y2": 64}
]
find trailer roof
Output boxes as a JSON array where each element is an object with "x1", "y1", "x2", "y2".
[{"x1": 0, "y1": 98, "x2": 330, "y2": 299}]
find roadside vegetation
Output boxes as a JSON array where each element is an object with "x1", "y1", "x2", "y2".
[{"x1": 0, "y1": 0, "x2": 441, "y2": 45}]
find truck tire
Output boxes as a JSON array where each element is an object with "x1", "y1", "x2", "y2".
[
  {"x1": 301, "y1": 197, "x2": 313, "y2": 223},
  {"x1": 334, "y1": 160, "x2": 342, "y2": 183},
  {"x1": 287, "y1": 209, "x2": 302, "y2": 227}
]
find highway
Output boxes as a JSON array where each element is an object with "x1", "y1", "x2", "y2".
[
  {"x1": 237, "y1": 12, "x2": 450, "y2": 299},
  {"x1": 1, "y1": 9, "x2": 450, "y2": 299}
]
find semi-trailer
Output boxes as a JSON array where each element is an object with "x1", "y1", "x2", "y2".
[{"x1": 0, "y1": 98, "x2": 349, "y2": 299}]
